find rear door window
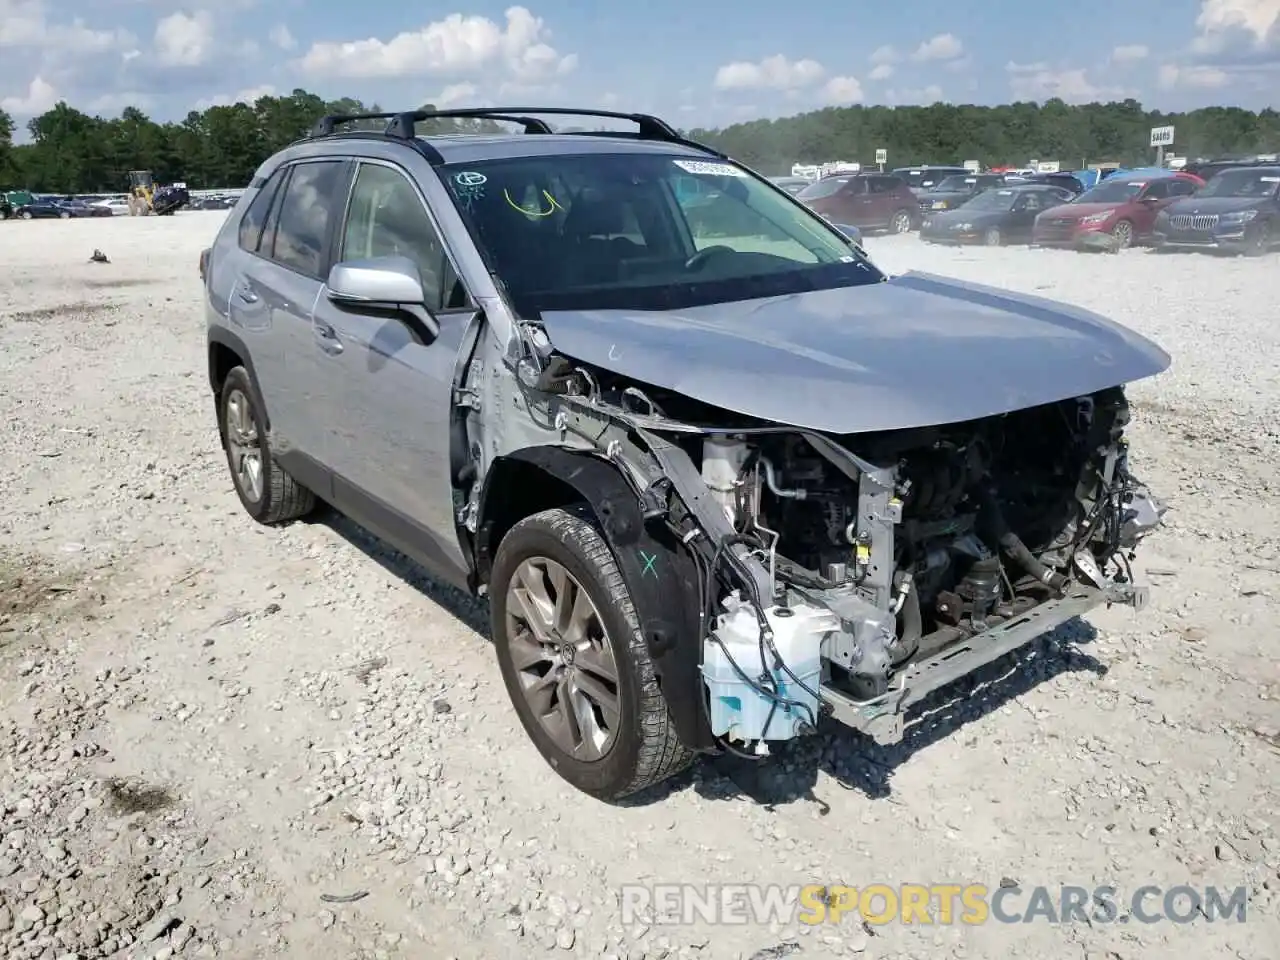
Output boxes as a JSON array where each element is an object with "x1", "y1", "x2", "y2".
[{"x1": 265, "y1": 159, "x2": 348, "y2": 278}]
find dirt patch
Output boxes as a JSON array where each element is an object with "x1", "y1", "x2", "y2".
[
  {"x1": 81, "y1": 278, "x2": 158, "y2": 289},
  {"x1": 4, "y1": 301, "x2": 120, "y2": 322},
  {"x1": 104, "y1": 777, "x2": 177, "y2": 815},
  {"x1": 0, "y1": 558, "x2": 77, "y2": 627}
]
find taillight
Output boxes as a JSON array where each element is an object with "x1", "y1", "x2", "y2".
[{"x1": 199, "y1": 248, "x2": 209, "y2": 282}]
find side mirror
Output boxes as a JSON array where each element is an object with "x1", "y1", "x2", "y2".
[{"x1": 326, "y1": 255, "x2": 439, "y2": 345}]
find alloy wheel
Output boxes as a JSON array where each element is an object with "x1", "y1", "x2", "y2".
[
  {"x1": 892, "y1": 212, "x2": 911, "y2": 233},
  {"x1": 504, "y1": 556, "x2": 621, "y2": 761},
  {"x1": 1112, "y1": 220, "x2": 1133, "y2": 248},
  {"x1": 223, "y1": 388, "x2": 264, "y2": 503},
  {"x1": 984, "y1": 227, "x2": 1001, "y2": 246}
]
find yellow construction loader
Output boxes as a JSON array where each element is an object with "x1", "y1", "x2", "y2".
[{"x1": 126, "y1": 171, "x2": 190, "y2": 216}]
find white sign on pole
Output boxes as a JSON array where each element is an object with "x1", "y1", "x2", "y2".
[
  {"x1": 1149, "y1": 125, "x2": 1175, "y2": 147},
  {"x1": 963, "y1": 160, "x2": 980, "y2": 172},
  {"x1": 874, "y1": 148, "x2": 887, "y2": 165}
]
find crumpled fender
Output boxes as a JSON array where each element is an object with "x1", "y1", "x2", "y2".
[{"x1": 496, "y1": 447, "x2": 715, "y2": 753}]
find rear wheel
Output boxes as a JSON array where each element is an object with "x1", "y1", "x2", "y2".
[
  {"x1": 490, "y1": 506, "x2": 693, "y2": 800},
  {"x1": 983, "y1": 227, "x2": 1002, "y2": 246},
  {"x1": 217, "y1": 366, "x2": 315, "y2": 524},
  {"x1": 58, "y1": 211, "x2": 70, "y2": 220},
  {"x1": 890, "y1": 209, "x2": 912, "y2": 234}
]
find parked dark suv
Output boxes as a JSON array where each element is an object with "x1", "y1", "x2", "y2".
[
  {"x1": 797, "y1": 172, "x2": 919, "y2": 233},
  {"x1": 917, "y1": 173, "x2": 1007, "y2": 217},
  {"x1": 889, "y1": 165, "x2": 971, "y2": 195},
  {"x1": 1153, "y1": 165, "x2": 1279, "y2": 255}
]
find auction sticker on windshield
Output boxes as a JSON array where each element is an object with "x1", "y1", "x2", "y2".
[{"x1": 673, "y1": 160, "x2": 745, "y2": 177}]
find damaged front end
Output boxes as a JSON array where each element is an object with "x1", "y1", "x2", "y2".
[{"x1": 502, "y1": 345, "x2": 1165, "y2": 755}]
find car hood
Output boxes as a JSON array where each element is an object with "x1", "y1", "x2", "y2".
[
  {"x1": 1165, "y1": 196, "x2": 1260, "y2": 214},
  {"x1": 538, "y1": 272, "x2": 1170, "y2": 434}
]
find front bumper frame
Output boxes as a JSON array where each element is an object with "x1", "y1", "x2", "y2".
[{"x1": 821, "y1": 580, "x2": 1146, "y2": 745}]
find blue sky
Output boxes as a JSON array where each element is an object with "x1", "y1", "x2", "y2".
[{"x1": 1, "y1": 0, "x2": 1278, "y2": 131}]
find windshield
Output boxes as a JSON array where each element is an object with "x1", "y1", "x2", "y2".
[
  {"x1": 1076, "y1": 180, "x2": 1144, "y2": 204},
  {"x1": 796, "y1": 178, "x2": 848, "y2": 200},
  {"x1": 962, "y1": 189, "x2": 1019, "y2": 211},
  {"x1": 439, "y1": 154, "x2": 881, "y2": 313},
  {"x1": 1198, "y1": 169, "x2": 1280, "y2": 198},
  {"x1": 933, "y1": 175, "x2": 978, "y2": 192}
]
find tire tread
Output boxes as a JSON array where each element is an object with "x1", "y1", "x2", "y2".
[{"x1": 501, "y1": 506, "x2": 694, "y2": 799}]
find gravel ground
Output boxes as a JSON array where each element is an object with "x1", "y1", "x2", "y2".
[{"x1": 1, "y1": 216, "x2": 1277, "y2": 960}]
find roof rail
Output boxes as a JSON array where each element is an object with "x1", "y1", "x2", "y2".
[{"x1": 308, "y1": 106, "x2": 726, "y2": 162}]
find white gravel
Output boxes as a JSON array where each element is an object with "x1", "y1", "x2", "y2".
[{"x1": 1, "y1": 216, "x2": 1277, "y2": 960}]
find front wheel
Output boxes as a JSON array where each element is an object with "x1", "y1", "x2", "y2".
[
  {"x1": 490, "y1": 507, "x2": 693, "y2": 800},
  {"x1": 1245, "y1": 220, "x2": 1271, "y2": 257},
  {"x1": 21, "y1": 211, "x2": 33, "y2": 220},
  {"x1": 1111, "y1": 219, "x2": 1133, "y2": 249},
  {"x1": 983, "y1": 227, "x2": 1002, "y2": 246},
  {"x1": 59, "y1": 211, "x2": 70, "y2": 219},
  {"x1": 890, "y1": 210, "x2": 912, "y2": 234}
]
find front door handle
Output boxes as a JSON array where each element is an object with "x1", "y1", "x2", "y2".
[
  {"x1": 236, "y1": 286, "x2": 258, "y2": 304},
  {"x1": 314, "y1": 322, "x2": 343, "y2": 355}
]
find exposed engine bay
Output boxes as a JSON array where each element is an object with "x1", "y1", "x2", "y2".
[
  {"x1": 686, "y1": 386, "x2": 1164, "y2": 750},
  {"x1": 515, "y1": 354, "x2": 1165, "y2": 756}
]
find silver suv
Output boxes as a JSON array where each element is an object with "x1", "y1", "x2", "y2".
[{"x1": 203, "y1": 107, "x2": 1169, "y2": 800}]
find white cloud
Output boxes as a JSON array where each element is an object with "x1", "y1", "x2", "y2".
[
  {"x1": 431, "y1": 82, "x2": 479, "y2": 107},
  {"x1": 1158, "y1": 63, "x2": 1230, "y2": 88},
  {"x1": 268, "y1": 23, "x2": 295, "y2": 51},
  {"x1": 1005, "y1": 61, "x2": 1129, "y2": 102},
  {"x1": 0, "y1": 0, "x2": 130, "y2": 53},
  {"x1": 296, "y1": 6, "x2": 576, "y2": 84},
  {"x1": 885, "y1": 84, "x2": 944, "y2": 104},
  {"x1": 1, "y1": 74, "x2": 57, "y2": 114},
  {"x1": 869, "y1": 44, "x2": 899, "y2": 65},
  {"x1": 713, "y1": 54, "x2": 825, "y2": 91},
  {"x1": 822, "y1": 75, "x2": 863, "y2": 103},
  {"x1": 1195, "y1": 0, "x2": 1280, "y2": 44},
  {"x1": 868, "y1": 63, "x2": 893, "y2": 81},
  {"x1": 910, "y1": 33, "x2": 964, "y2": 62},
  {"x1": 1111, "y1": 43, "x2": 1149, "y2": 62},
  {"x1": 154, "y1": 10, "x2": 215, "y2": 67},
  {"x1": 194, "y1": 84, "x2": 276, "y2": 110}
]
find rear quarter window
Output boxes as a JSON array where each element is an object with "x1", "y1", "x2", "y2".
[{"x1": 237, "y1": 170, "x2": 285, "y2": 253}]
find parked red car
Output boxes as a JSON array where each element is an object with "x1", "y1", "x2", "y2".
[
  {"x1": 796, "y1": 172, "x2": 919, "y2": 234},
  {"x1": 1032, "y1": 172, "x2": 1204, "y2": 249}
]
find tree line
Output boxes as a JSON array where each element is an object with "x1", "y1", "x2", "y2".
[{"x1": 2, "y1": 88, "x2": 1278, "y2": 193}]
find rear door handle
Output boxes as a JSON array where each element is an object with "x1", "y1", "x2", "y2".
[
  {"x1": 237, "y1": 286, "x2": 258, "y2": 304},
  {"x1": 314, "y1": 321, "x2": 343, "y2": 355}
]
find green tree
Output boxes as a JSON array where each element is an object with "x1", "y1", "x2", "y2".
[{"x1": 6, "y1": 91, "x2": 1279, "y2": 192}]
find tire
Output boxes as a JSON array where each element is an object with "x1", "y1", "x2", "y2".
[
  {"x1": 1111, "y1": 219, "x2": 1133, "y2": 249},
  {"x1": 21, "y1": 211, "x2": 32, "y2": 220},
  {"x1": 490, "y1": 506, "x2": 694, "y2": 800},
  {"x1": 890, "y1": 209, "x2": 912, "y2": 234},
  {"x1": 59, "y1": 211, "x2": 70, "y2": 219},
  {"x1": 983, "y1": 227, "x2": 1002, "y2": 246},
  {"x1": 217, "y1": 366, "x2": 315, "y2": 524},
  {"x1": 1245, "y1": 220, "x2": 1270, "y2": 257}
]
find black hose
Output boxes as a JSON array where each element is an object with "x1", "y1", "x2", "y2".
[
  {"x1": 977, "y1": 486, "x2": 1067, "y2": 591},
  {"x1": 892, "y1": 581, "x2": 922, "y2": 665}
]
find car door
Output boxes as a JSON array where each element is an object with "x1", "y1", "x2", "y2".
[
  {"x1": 313, "y1": 158, "x2": 479, "y2": 587},
  {"x1": 1009, "y1": 191, "x2": 1047, "y2": 240},
  {"x1": 226, "y1": 159, "x2": 350, "y2": 468},
  {"x1": 1131, "y1": 179, "x2": 1172, "y2": 235},
  {"x1": 829, "y1": 177, "x2": 868, "y2": 224},
  {"x1": 864, "y1": 176, "x2": 898, "y2": 226}
]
